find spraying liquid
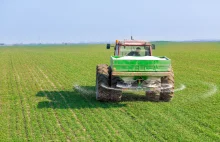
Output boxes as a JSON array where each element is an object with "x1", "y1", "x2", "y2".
[
  {"x1": 174, "y1": 84, "x2": 186, "y2": 92},
  {"x1": 201, "y1": 82, "x2": 218, "y2": 98},
  {"x1": 74, "y1": 83, "x2": 187, "y2": 95},
  {"x1": 100, "y1": 83, "x2": 174, "y2": 93}
]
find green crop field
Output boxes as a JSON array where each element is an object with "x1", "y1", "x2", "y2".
[{"x1": 0, "y1": 42, "x2": 219, "y2": 141}]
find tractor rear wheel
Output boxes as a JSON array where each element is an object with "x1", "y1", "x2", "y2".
[
  {"x1": 160, "y1": 69, "x2": 174, "y2": 102},
  {"x1": 145, "y1": 79, "x2": 161, "y2": 102},
  {"x1": 96, "y1": 64, "x2": 111, "y2": 101},
  {"x1": 110, "y1": 75, "x2": 123, "y2": 102},
  {"x1": 145, "y1": 90, "x2": 160, "y2": 102}
]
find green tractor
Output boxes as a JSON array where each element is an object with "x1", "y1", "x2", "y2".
[{"x1": 96, "y1": 39, "x2": 174, "y2": 102}]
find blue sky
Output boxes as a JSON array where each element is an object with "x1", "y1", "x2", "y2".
[{"x1": 1, "y1": 0, "x2": 220, "y2": 43}]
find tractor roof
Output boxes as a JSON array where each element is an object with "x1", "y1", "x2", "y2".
[{"x1": 117, "y1": 40, "x2": 151, "y2": 46}]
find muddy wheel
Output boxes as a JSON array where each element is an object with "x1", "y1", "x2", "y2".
[
  {"x1": 110, "y1": 75, "x2": 123, "y2": 102},
  {"x1": 160, "y1": 69, "x2": 174, "y2": 102},
  {"x1": 96, "y1": 64, "x2": 111, "y2": 101},
  {"x1": 145, "y1": 88, "x2": 160, "y2": 102},
  {"x1": 145, "y1": 90, "x2": 160, "y2": 102},
  {"x1": 145, "y1": 79, "x2": 161, "y2": 102}
]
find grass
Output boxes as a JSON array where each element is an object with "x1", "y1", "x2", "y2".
[{"x1": 0, "y1": 42, "x2": 219, "y2": 141}]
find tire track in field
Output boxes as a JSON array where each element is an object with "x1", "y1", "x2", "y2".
[
  {"x1": 9, "y1": 55, "x2": 29, "y2": 141},
  {"x1": 5, "y1": 55, "x2": 14, "y2": 141},
  {"x1": 31, "y1": 71, "x2": 64, "y2": 141},
  {"x1": 37, "y1": 67, "x2": 90, "y2": 142},
  {"x1": 22, "y1": 68, "x2": 46, "y2": 141},
  {"x1": 17, "y1": 54, "x2": 51, "y2": 141},
  {"x1": 17, "y1": 55, "x2": 53, "y2": 141},
  {"x1": 24, "y1": 53, "x2": 69, "y2": 141},
  {"x1": 7, "y1": 56, "x2": 20, "y2": 140},
  {"x1": 30, "y1": 66, "x2": 71, "y2": 141},
  {"x1": 13, "y1": 59, "x2": 33, "y2": 141}
]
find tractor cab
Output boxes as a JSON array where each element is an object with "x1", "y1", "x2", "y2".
[{"x1": 107, "y1": 40, "x2": 155, "y2": 56}]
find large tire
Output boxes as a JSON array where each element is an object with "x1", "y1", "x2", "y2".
[
  {"x1": 145, "y1": 90, "x2": 160, "y2": 102},
  {"x1": 96, "y1": 64, "x2": 111, "y2": 101},
  {"x1": 145, "y1": 79, "x2": 161, "y2": 102},
  {"x1": 110, "y1": 75, "x2": 123, "y2": 102},
  {"x1": 160, "y1": 69, "x2": 174, "y2": 102}
]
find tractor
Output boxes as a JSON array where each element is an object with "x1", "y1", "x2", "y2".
[{"x1": 96, "y1": 39, "x2": 174, "y2": 102}]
